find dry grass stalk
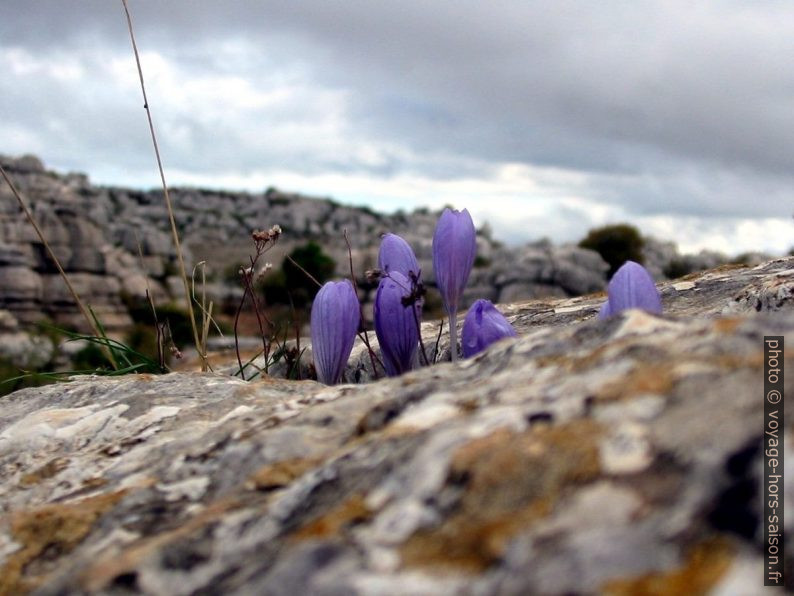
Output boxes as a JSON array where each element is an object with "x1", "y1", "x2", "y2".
[{"x1": 120, "y1": 0, "x2": 207, "y2": 371}]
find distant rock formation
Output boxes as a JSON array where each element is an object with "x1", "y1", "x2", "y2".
[
  {"x1": 0, "y1": 152, "x2": 750, "y2": 371},
  {"x1": 0, "y1": 257, "x2": 791, "y2": 594},
  {"x1": 0, "y1": 154, "x2": 607, "y2": 328}
]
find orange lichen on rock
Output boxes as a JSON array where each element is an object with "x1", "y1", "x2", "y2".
[
  {"x1": 0, "y1": 490, "x2": 126, "y2": 596},
  {"x1": 401, "y1": 420, "x2": 603, "y2": 571},
  {"x1": 247, "y1": 458, "x2": 322, "y2": 491},
  {"x1": 80, "y1": 495, "x2": 247, "y2": 592},
  {"x1": 712, "y1": 318, "x2": 743, "y2": 334},
  {"x1": 596, "y1": 364, "x2": 674, "y2": 403},
  {"x1": 291, "y1": 494, "x2": 372, "y2": 540},
  {"x1": 18, "y1": 457, "x2": 70, "y2": 487},
  {"x1": 601, "y1": 537, "x2": 735, "y2": 596}
]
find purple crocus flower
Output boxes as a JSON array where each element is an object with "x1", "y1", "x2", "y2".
[
  {"x1": 310, "y1": 280, "x2": 360, "y2": 384},
  {"x1": 432, "y1": 208, "x2": 476, "y2": 362},
  {"x1": 374, "y1": 271, "x2": 420, "y2": 376},
  {"x1": 378, "y1": 233, "x2": 421, "y2": 280},
  {"x1": 462, "y1": 299, "x2": 517, "y2": 358},
  {"x1": 598, "y1": 260, "x2": 662, "y2": 319}
]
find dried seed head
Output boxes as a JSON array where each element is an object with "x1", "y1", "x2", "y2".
[
  {"x1": 365, "y1": 268, "x2": 383, "y2": 283},
  {"x1": 252, "y1": 229, "x2": 269, "y2": 242},
  {"x1": 256, "y1": 262, "x2": 273, "y2": 280}
]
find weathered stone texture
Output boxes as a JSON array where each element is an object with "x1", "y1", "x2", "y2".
[
  {"x1": 0, "y1": 258, "x2": 791, "y2": 594},
  {"x1": 1, "y1": 153, "x2": 752, "y2": 342}
]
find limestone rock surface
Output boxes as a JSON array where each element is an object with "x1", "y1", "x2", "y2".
[
  {"x1": 1, "y1": 153, "x2": 748, "y2": 343},
  {"x1": 1, "y1": 259, "x2": 792, "y2": 594}
]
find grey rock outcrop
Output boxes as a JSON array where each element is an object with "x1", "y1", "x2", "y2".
[
  {"x1": 641, "y1": 237, "x2": 767, "y2": 282},
  {"x1": 0, "y1": 151, "x2": 769, "y2": 349},
  {"x1": 0, "y1": 258, "x2": 792, "y2": 594},
  {"x1": 0, "y1": 155, "x2": 141, "y2": 330},
  {"x1": 5, "y1": 154, "x2": 599, "y2": 334}
]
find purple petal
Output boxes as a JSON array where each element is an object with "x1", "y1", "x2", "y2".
[
  {"x1": 374, "y1": 271, "x2": 421, "y2": 376},
  {"x1": 378, "y1": 233, "x2": 421, "y2": 280},
  {"x1": 604, "y1": 261, "x2": 662, "y2": 316},
  {"x1": 432, "y1": 208, "x2": 476, "y2": 314},
  {"x1": 462, "y1": 299, "x2": 517, "y2": 358},
  {"x1": 310, "y1": 280, "x2": 360, "y2": 384}
]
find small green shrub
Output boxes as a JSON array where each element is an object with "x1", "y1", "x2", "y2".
[
  {"x1": 126, "y1": 301, "x2": 194, "y2": 350},
  {"x1": 259, "y1": 269, "x2": 290, "y2": 304},
  {"x1": 663, "y1": 258, "x2": 694, "y2": 280},
  {"x1": 421, "y1": 288, "x2": 445, "y2": 320},
  {"x1": 282, "y1": 242, "x2": 335, "y2": 306},
  {"x1": 0, "y1": 357, "x2": 50, "y2": 397},
  {"x1": 125, "y1": 323, "x2": 160, "y2": 362},
  {"x1": 474, "y1": 255, "x2": 491, "y2": 268},
  {"x1": 162, "y1": 259, "x2": 180, "y2": 279},
  {"x1": 579, "y1": 223, "x2": 644, "y2": 279},
  {"x1": 731, "y1": 252, "x2": 756, "y2": 265},
  {"x1": 72, "y1": 342, "x2": 108, "y2": 370},
  {"x1": 222, "y1": 262, "x2": 243, "y2": 284}
]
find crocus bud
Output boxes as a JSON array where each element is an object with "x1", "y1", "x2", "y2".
[
  {"x1": 310, "y1": 280, "x2": 360, "y2": 384},
  {"x1": 432, "y1": 207, "x2": 476, "y2": 362},
  {"x1": 432, "y1": 208, "x2": 476, "y2": 314},
  {"x1": 462, "y1": 299, "x2": 517, "y2": 358},
  {"x1": 378, "y1": 233, "x2": 421, "y2": 280},
  {"x1": 374, "y1": 271, "x2": 420, "y2": 376},
  {"x1": 598, "y1": 260, "x2": 662, "y2": 319}
]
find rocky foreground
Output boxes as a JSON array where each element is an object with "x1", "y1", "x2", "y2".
[{"x1": 0, "y1": 258, "x2": 792, "y2": 594}]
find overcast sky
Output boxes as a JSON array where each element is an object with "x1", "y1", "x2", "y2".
[{"x1": 2, "y1": 1, "x2": 793, "y2": 254}]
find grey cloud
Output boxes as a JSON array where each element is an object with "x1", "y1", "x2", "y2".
[{"x1": 2, "y1": 1, "x2": 794, "y2": 234}]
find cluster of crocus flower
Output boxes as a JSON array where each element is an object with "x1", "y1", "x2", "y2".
[
  {"x1": 309, "y1": 221, "x2": 665, "y2": 384},
  {"x1": 310, "y1": 208, "x2": 520, "y2": 384},
  {"x1": 598, "y1": 260, "x2": 662, "y2": 319}
]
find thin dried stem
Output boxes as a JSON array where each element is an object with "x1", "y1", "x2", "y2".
[
  {"x1": 344, "y1": 229, "x2": 379, "y2": 379},
  {"x1": 231, "y1": 233, "x2": 277, "y2": 379},
  {"x1": 449, "y1": 311, "x2": 458, "y2": 363},
  {"x1": 0, "y1": 165, "x2": 119, "y2": 369},
  {"x1": 412, "y1": 304, "x2": 429, "y2": 366},
  {"x1": 134, "y1": 231, "x2": 168, "y2": 371},
  {"x1": 190, "y1": 262, "x2": 220, "y2": 372},
  {"x1": 285, "y1": 255, "x2": 322, "y2": 288},
  {"x1": 244, "y1": 256, "x2": 272, "y2": 373},
  {"x1": 232, "y1": 282, "x2": 250, "y2": 379},
  {"x1": 121, "y1": 0, "x2": 206, "y2": 371},
  {"x1": 288, "y1": 292, "x2": 302, "y2": 380},
  {"x1": 197, "y1": 265, "x2": 213, "y2": 366},
  {"x1": 433, "y1": 318, "x2": 444, "y2": 364}
]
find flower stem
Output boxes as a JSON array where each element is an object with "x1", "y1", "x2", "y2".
[{"x1": 449, "y1": 310, "x2": 458, "y2": 363}]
